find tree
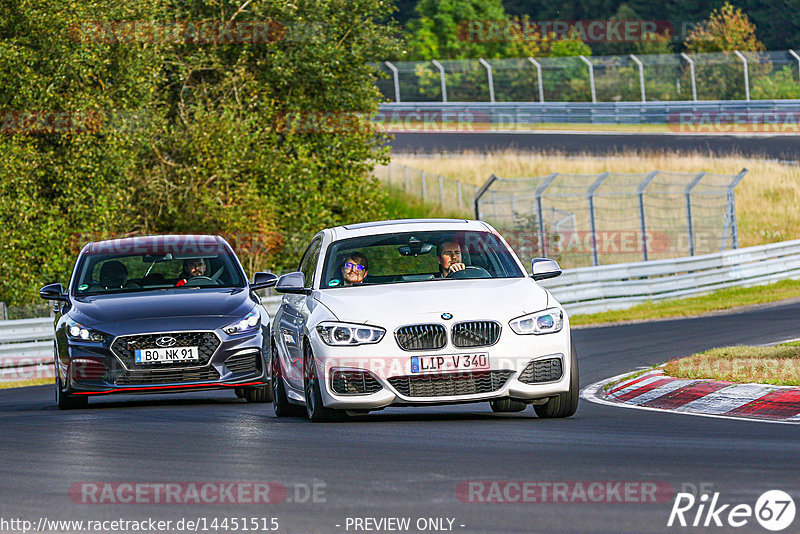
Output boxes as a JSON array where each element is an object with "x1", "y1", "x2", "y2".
[
  {"x1": 0, "y1": 0, "x2": 401, "y2": 306},
  {"x1": 405, "y1": 0, "x2": 510, "y2": 60},
  {"x1": 684, "y1": 2, "x2": 765, "y2": 53}
]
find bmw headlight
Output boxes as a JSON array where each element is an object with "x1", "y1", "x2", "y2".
[
  {"x1": 223, "y1": 309, "x2": 261, "y2": 335},
  {"x1": 509, "y1": 308, "x2": 564, "y2": 335},
  {"x1": 317, "y1": 322, "x2": 385, "y2": 346},
  {"x1": 66, "y1": 319, "x2": 106, "y2": 342}
]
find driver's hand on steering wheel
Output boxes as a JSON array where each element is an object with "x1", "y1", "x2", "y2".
[{"x1": 446, "y1": 262, "x2": 466, "y2": 276}]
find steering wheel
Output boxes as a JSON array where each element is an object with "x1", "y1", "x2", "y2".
[
  {"x1": 446, "y1": 266, "x2": 491, "y2": 279},
  {"x1": 185, "y1": 276, "x2": 218, "y2": 286}
]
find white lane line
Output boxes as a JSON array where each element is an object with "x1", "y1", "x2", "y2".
[
  {"x1": 621, "y1": 379, "x2": 695, "y2": 405},
  {"x1": 580, "y1": 375, "x2": 800, "y2": 425},
  {"x1": 675, "y1": 383, "x2": 778, "y2": 414}
]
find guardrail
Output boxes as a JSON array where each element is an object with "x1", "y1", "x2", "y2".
[
  {"x1": 0, "y1": 317, "x2": 54, "y2": 380},
  {"x1": 540, "y1": 239, "x2": 800, "y2": 315},
  {"x1": 3, "y1": 245, "x2": 799, "y2": 374},
  {"x1": 377, "y1": 100, "x2": 800, "y2": 126},
  {"x1": 0, "y1": 298, "x2": 284, "y2": 382}
]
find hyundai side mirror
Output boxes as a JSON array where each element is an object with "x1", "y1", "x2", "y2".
[
  {"x1": 531, "y1": 259, "x2": 562, "y2": 281},
  {"x1": 39, "y1": 282, "x2": 68, "y2": 301},
  {"x1": 250, "y1": 272, "x2": 278, "y2": 291}
]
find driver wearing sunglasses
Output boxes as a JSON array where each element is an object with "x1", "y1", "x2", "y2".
[{"x1": 341, "y1": 252, "x2": 369, "y2": 286}]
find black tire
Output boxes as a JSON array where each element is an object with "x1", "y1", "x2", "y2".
[
  {"x1": 304, "y1": 344, "x2": 344, "y2": 422},
  {"x1": 490, "y1": 398, "x2": 527, "y2": 413},
  {"x1": 55, "y1": 376, "x2": 87, "y2": 410},
  {"x1": 242, "y1": 385, "x2": 270, "y2": 403},
  {"x1": 534, "y1": 340, "x2": 579, "y2": 419},
  {"x1": 272, "y1": 342, "x2": 304, "y2": 417}
]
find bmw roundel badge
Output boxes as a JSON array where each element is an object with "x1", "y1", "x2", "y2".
[{"x1": 441, "y1": 313, "x2": 453, "y2": 320}]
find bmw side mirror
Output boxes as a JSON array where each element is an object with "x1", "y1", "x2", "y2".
[
  {"x1": 531, "y1": 258, "x2": 562, "y2": 281},
  {"x1": 39, "y1": 282, "x2": 68, "y2": 301},
  {"x1": 274, "y1": 271, "x2": 311, "y2": 295},
  {"x1": 250, "y1": 271, "x2": 278, "y2": 291}
]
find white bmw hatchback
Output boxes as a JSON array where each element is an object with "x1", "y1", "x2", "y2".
[{"x1": 270, "y1": 219, "x2": 578, "y2": 421}]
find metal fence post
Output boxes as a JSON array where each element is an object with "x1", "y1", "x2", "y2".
[
  {"x1": 457, "y1": 181, "x2": 463, "y2": 210},
  {"x1": 421, "y1": 170, "x2": 427, "y2": 202},
  {"x1": 680, "y1": 53, "x2": 697, "y2": 102},
  {"x1": 579, "y1": 55, "x2": 596, "y2": 103},
  {"x1": 478, "y1": 58, "x2": 495, "y2": 103},
  {"x1": 685, "y1": 172, "x2": 706, "y2": 256},
  {"x1": 404, "y1": 165, "x2": 409, "y2": 193},
  {"x1": 473, "y1": 174, "x2": 498, "y2": 220},
  {"x1": 734, "y1": 50, "x2": 750, "y2": 101},
  {"x1": 384, "y1": 61, "x2": 401, "y2": 103},
  {"x1": 637, "y1": 171, "x2": 659, "y2": 261},
  {"x1": 727, "y1": 168, "x2": 748, "y2": 249},
  {"x1": 790, "y1": 50, "x2": 800, "y2": 85},
  {"x1": 630, "y1": 54, "x2": 646, "y2": 102},
  {"x1": 438, "y1": 175, "x2": 445, "y2": 207},
  {"x1": 431, "y1": 60, "x2": 447, "y2": 103},
  {"x1": 536, "y1": 173, "x2": 559, "y2": 256},
  {"x1": 587, "y1": 172, "x2": 609, "y2": 266},
  {"x1": 0, "y1": 302, "x2": 6, "y2": 321},
  {"x1": 527, "y1": 57, "x2": 544, "y2": 103}
]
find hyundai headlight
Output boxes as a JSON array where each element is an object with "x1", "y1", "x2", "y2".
[
  {"x1": 317, "y1": 322, "x2": 385, "y2": 346},
  {"x1": 509, "y1": 308, "x2": 564, "y2": 335},
  {"x1": 223, "y1": 309, "x2": 260, "y2": 335},
  {"x1": 66, "y1": 319, "x2": 106, "y2": 342}
]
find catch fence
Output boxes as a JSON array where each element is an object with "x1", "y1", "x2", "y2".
[
  {"x1": 377, "y1": 50, "x2": 800, "y2": 104},
  {"x1": 474, "y1": 169, "x2": 747, "y2": 268}
]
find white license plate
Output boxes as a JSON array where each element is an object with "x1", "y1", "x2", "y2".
[
  {"x1": 135, "y1": 346, "x2": 199, "y2": 364},
  {"x1": 410, "y1": 353, "x2": 489, "y2": 373}
]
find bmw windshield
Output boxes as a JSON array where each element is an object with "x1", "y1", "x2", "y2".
[{"x1": 320, "y1": 230, "x2": 524, "y2": 288}]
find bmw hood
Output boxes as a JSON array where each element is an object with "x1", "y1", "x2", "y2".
[
  {"x1": 70, "y1": 288, "x2": 256, "y2": 334},
  {"x1": 314, "y1": 278, "x2": 553, "y2": 327}
]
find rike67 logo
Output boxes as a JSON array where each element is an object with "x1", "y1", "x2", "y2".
[{"x1": 668, "y1": 490, "x2": 795, "y2": 531}]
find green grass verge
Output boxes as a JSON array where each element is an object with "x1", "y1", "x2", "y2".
[
  {"x1": 664, "y1": 342, "x2": 800, "y2": 386},
  {"x1": 0, "y1": 378, "x2": 51, "y2": 389},
  {"x1": 570, "y1": 278, "x2": 800, "y2": 326},
  {"x1": 382, "y1": 185, "x2": 470, "y2": 220}
]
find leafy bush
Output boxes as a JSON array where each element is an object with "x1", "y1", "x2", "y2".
[{"x1": 0, "y1": 0, "x2": 400, "y2": 306}]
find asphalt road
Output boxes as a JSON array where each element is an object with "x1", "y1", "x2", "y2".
[
  {"x1": 389, "y1": 132, "x2": 800, "y2": 160},
  {"x1": 1, "y1": 301, "x2": 799, "y2": 534}
]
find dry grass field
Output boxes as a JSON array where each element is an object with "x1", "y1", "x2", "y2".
[{"x1": 391, "y1": 150, "x2": 800, "y2": 248}]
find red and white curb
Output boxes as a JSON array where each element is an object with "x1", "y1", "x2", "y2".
[{"x1": 581, "y1": 368, "x2": 800, "y2": 424}]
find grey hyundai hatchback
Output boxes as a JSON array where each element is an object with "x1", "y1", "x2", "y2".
[{"x1": 39, "y1": 235, "x2": 277, "y2": 409}]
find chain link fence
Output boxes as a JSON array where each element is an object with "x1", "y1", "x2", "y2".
[
  {"x1": 475, "y1": 170, "x2": 747, "y2": 268},
  {"x1": 377, "y1": 50, "x2": 800, "y2": 103},
  {"x1": 373, "y1": 163, "x2": 476, "y2": 215}
]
